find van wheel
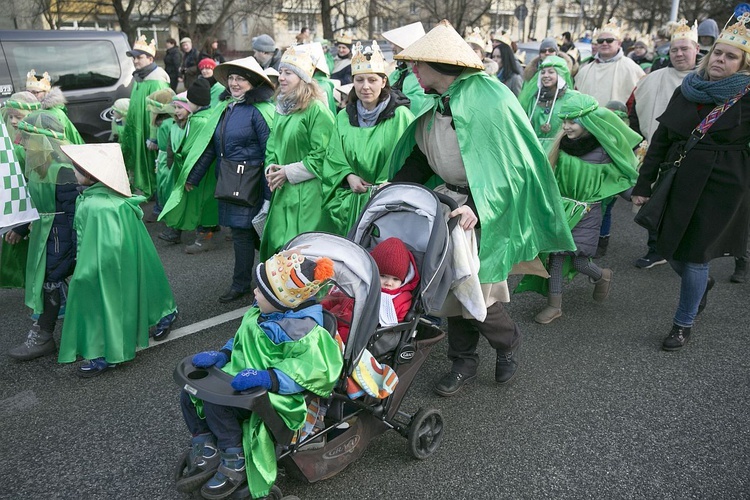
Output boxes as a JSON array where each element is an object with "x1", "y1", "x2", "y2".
[{"x1": 407, "y1": 408, "x2": 444, "y2": 459}]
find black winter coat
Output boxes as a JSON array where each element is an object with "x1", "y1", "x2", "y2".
[{"x1": 633, "y1": 87, "x2": 750, "y2": 262}]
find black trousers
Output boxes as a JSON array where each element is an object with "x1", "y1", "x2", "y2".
[{"x1": 446, "y1": 301, "x2": 521, "y2": 376}]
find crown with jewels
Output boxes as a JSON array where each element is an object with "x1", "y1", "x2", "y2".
[
  {"x1": 26, "y1": 70, "x2": 51, "y2": 92},
  {"x1": 671, "y1": 19, "x2": 699, "y2": 43},
  {"x1": 280, "y1": 45, "x2": 316, "y2": 81},
  {"x1": 351, "y1": 41, "x2": 387, "y2": 75},
  {"x1": 599, "y1": 18, "x2": 622, "y2": 40},
  {"x1": 131, "y1": 35, "x2": 157, "y2": 57},
  {"x1": 336, "y1": 30, "x2": 354, "y2": 46},
  {"x1": 718, "y1": 4, "x2": 750, "y2": 54}
]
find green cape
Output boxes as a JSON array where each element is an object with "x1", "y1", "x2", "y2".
[
  {"x1": 159, "y1": 100, "x2": 275, "y2": 230},
  {"x1": 120, "y1": 78, "x2": 171, "y2": 198},
  {"x1": 155, "y1": 117, "x2": 175, "y2": 209},
  {"x1": 260, "y1": 99, "x2": 335, "y2": 259},
  {"x1": 210, "y1": 82, "x2": 226, "y2": 107},
  {"x1": 321, "y1": 105, "x2": 414, "y2": 235},
  {"x1": 58, "y1": 183, "x2": 176, "y2": 363},
  {"x1": 388, "y1": 65, "x2": 431, "y2": 114},
  {"x1": 518, "y1": 55, "x2": 575, "y2": 113},
  {"x1": 194, "y1": 306, "x2": 343, "y2": 499},
  {"x1": 46, "y1": 106, "x2": 85, "y2": 145},
  {"x1": 1, "y1": 144, "x2": 29, "y2": 288},
  {"x1": 389, "y1": 70, "x2": 575, "y2": 283},
  {"x1": 313, "y1": 73, "x2": 338, "y2": 115}
]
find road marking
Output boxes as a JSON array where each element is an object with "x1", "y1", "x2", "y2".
[{"x1": 145, "y1": 306, "x2": 250, "y2": 349}]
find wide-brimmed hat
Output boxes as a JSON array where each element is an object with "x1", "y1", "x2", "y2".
[
  {"x1": 213, "y1": 57, "x2": 274, "y2": 89},
  {"x1": 382, "y1": 22, "x2": 425, "y2": 50},
  {"x1": 394, "y1": 20, "x2": 483, "y2": 70},
  {"x1": 61, "y1": 143, "x2": 132, "y2": 197}
]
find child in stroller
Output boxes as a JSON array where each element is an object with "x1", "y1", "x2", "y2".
[
  {"x1": 321, "y1": 237, "x2": 420, "y2": 343},
  {"x1": 177, "y1": 249, "x2": 342, "y2": 500}
]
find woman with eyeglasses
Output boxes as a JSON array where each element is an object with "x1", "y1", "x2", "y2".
[
  {"x1": 178, "y1": 57, "x2": 275, "y2": 304},
  {"x1": 631, "y1": 10, "x2": 750, "y2": 351}
]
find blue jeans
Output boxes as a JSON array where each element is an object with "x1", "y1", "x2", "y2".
[
  {"x1": 180, "y1": 390, "x2": 252, "y2": 450},
  {"x1": 231, "y1": 228, "x2": 259, "y2": 293},
  {"x1": 600, "y1": 198, "x2": 616, "y2": 237},
  {"x1": 669, "y1": 260, "x2": 709, "y2": 328}
]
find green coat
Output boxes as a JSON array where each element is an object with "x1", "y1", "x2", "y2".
[
  {"x1": 46, "y1": 106, "x2": 85, "y2": 145},
  {"x1": 58, "y1": 183, "x2": 176, "y2": 364},
  {"x1": 390, "y1": 70, "x2": 575, "y2": 283},
  {"x1": 260, "y1": 100, "x2": 335, "y2": 259},
  {"x1": 120, "y1": 72, "x2": 170, "y2": 198},
  {"x1": 155, "y1": 117, "x2": 175, "y2": 209},
  {"x1": 158, "y1": 107, "x2": 218, "y2": 230},
  {"x1": 525, "y1": 89, "x2": 581, "y2": 153},
  {"x1": 322, "y1": 104, "x2": 414, "y2": 235},
  {"x1": 210, "y1": 82, "x2": 225, "y2": 107}
]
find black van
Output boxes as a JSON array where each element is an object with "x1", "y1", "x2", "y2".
[{"x1": 0, "y1": 29, "x2": 134, "y2": 142}]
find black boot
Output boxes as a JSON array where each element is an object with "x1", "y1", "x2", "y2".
[
  {"x1": 662, "y1": 324, "x2": 692, "y2": 351},
  {"x1": 595, "y1": 236, "x2": 609, "y2": 258},
  {"x1": 731, "y1": 258, "x2": 747, "y2": 283}
]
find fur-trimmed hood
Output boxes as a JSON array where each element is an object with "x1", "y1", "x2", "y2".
[{"x1": 39, "y1": 87, "x2": 66, "y2": 110}]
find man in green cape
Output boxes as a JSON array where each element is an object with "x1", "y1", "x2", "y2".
[
  {"x1": 120, "y1": 36, "x2": 171, "y2": 198},
  {"x1": 389, "y1": 20, "x2": 574, "y2": 396},
  {"x1": 179, "y1": 252, "x2": 342, "y2": 500}
]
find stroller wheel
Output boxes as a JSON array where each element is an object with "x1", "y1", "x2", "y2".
[{"x1": 407, "y1": 408, "x2": 444, "y2": 460}]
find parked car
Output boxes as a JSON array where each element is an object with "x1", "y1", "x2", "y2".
[
  {"x1": 0, "y1": 29, "x2": 134, "y2": 142},
  {"x1": 516, "y1": 41, "x2": 592, "y2": 66}
]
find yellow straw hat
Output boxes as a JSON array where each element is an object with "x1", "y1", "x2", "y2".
[
  {"x1": 394, "y1": 20, "x2": 484, "y2": 70},
  {"x1": 61, "y1": 143, "x2": 132, "y2": 197}
]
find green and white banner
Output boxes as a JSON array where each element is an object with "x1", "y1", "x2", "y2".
[{"x1": 0, "y1": 121, "x2": 38, "y2": 235}]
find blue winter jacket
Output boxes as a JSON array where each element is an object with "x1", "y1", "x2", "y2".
[{"x1": 187, "y1": 86, "x2": 273, "y2": 228}]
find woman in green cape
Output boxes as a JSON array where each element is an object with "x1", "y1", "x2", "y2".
[
  {"x1": 322, "y1": 40, "x2": 415, "y2": 236},
  {"x1": 518, "y1": 93, "x2": 641, "y2": 324},
  {"x1": 518, "y1": 55, "x2": 580, "y2": 153},
  {"x1": 261, "y1": 46, "x2": 335, "y2": 260}
]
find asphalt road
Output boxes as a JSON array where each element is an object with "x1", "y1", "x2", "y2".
[{"x1": 1, "y1": 200, "x2": 749, "y2": 499}]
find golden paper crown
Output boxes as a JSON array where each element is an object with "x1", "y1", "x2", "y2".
[
  {"x1": 336, "y1": 30, "x2": 354, "y2": 45},
  {"x1": 280, "y1": 45, "x2": 316, "y2": 82},
  {"x1": 465, "y1": 27, "x2": 486, "y2": 49},
  {"x1": 671, "y1": 19, "x2": 699, "y2": 43},
  {"x1": 599, "y1": 19, "x2": 621, "y2": 39},
  {"x1": 131, "y1": 35, "x2": 157, "y2": 57},
  {"x1": 718, "y1": 8, "x2": 750, "y2": 54},
  {"x1": 26, "y1": 70, "x2": 51, "y2": 93},
  {"x1": 261, "y1": 250, "x2": 334, "y2": 308},
  {"x1": 351, "y1": 41, "x2": 388, "y2": 75}
]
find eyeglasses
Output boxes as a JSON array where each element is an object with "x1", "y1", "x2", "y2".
[
  {"x1": 540, "y1": 48, "x2": 557, "y2": 54},
  {"x1": 596, "y1": 38, "x2": 616, "y2": 44}
]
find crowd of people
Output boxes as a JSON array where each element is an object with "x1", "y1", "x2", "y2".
[{"x1": 1, "y1": 8, "x2": 750, "y2": 499}]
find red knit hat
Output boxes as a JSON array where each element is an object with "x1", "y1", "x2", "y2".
[
  {"x1": 198, "y1": 58, "x2": 217, "y2": 70},
  {"x1": 370, "y1": 237, "x2": 411, "y2": 282}
]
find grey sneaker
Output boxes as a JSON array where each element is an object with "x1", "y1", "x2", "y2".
[
  {"x1": 185, "y1": 232, "x2": 215, "y2": 254},
  {"x1": 8, "y1": 325, "x2": 56, "y2": 360}
]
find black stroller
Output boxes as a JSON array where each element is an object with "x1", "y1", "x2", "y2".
[{"x1": 173, "y1": 183, "x2": 457, "y2": 499}]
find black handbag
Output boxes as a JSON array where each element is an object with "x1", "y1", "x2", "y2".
[
  {"x1": 634, "y1": 84, "x2": 750, "y2": 232},
  {"x1": 633, "y1": 161, "x2": 678, "y2": 232},
  {"x1": 214, "y1": 159, "x2": 263, "y2": 207},
  {"x1": 212, "y1": 108, "x2": 263, "y2": 207}
]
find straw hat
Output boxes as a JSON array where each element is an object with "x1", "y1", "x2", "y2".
[
  {"x1": 294, "y1": 42, "x2": 330, "y2": 76},
  {"x1": 61, "y1": 143, "x2": 132, "y2": 197},
  {"x1": 382, "y1": 22, "x2": 425, "y2": 50},
  {"x1": 394, "y1": 20, "x2": 484, "y2": 70},
  {"x1": 213, "y1": 57, "x2": 274, "y2": 89}
]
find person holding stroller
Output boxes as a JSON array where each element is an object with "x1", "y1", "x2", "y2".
[
  {"x1": 178, "y1": 250, "x2": 342, "y2": 500},
  {"x1": 390, "y1": 21, "x2": 574, "y2": 396}
]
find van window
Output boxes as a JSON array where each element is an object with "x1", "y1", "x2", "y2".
[{"x1": 3, "y1": 40, "x2": 121, "y2": 91}]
